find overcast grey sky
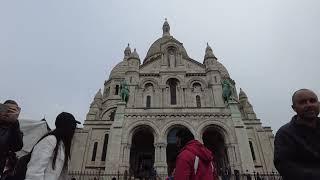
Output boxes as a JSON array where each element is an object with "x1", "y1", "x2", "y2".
[{"x1": 1, "y1": 0, "x2": 319, "y2": 132}]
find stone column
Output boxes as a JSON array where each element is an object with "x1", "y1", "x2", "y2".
[
  {"x1": 154, "y1": 143, "x2": 160, "y2": 165},
  {"x1": 105, "y1": 101, "x2": 126, "y2": 173},
  {"x1": 119, "y1": 143, "x2": 131, "y2": 172},
  {"x1": 154, "y1": 143, "x2": 167, "y2": 175},
  {"x1": 229, "y1": 100, "x2": 255, "y2": 173},
  {"x1": 226, "y1": 143, "x2": 242, "y2": 172},
  {"x1": 165, "y1": 86, "x2": 169, "y2": 107}
]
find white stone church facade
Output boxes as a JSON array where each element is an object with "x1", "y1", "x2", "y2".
[{"x1": 69, "y1": 20, "x2": 276, "y2": 176}]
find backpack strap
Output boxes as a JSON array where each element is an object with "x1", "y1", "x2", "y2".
[{"x1": 194, "y1": 156, "x2": 199, "y2": 175}]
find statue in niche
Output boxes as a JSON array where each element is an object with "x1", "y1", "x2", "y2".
[
  {"x1": 168, "y1": 47, "x2": 176, "y2": 68},
  {"x1": 120, "y1": 80, "x2": 130, "y2": 103}
]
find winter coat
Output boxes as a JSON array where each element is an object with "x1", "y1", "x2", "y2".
[
  {"x1": 274, "y1": 116, "x2": 320, "y2": 180},
  {"x1": 174, "y1": 140, "x2": 217, "y2": 180},
  {"x1": 25, "y1": 135, "x2": 67, "y2": 180},
  {"x1": 0, "y1": 120, "x2": 23, "y2": 175}
]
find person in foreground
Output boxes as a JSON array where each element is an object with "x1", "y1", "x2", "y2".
[
  {"x1": 0, "y1": 100, "x2": 23, "y2": 176},
  {"x1": 25, "y1": 112, "x2": 80, "y2": 180},
  {"x1": 274, "y1": 89, "x2": 320, "y2": 180},
  {"x1": 174, "y1": 128, "x2": 217, "y2": 180}
]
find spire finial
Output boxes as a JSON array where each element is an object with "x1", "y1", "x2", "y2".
[
  {"x1": 124, "y1": 43, "x2": 131, "y2": 57},
  {"x1": 162, "y1": 19, "x2": 170, "y2": 37},
  {"x1": 204, "y1": 42, "x2": 216, "y2": 60},
  {"x1": 239, "y1": 88, "x2": 248, "y2": 99}
]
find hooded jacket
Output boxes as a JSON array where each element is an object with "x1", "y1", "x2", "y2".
[
  {"x1": 25, "y1": 135, "x2": 67, "y2": 180},
  {"x1": 174, "y1": 140, "x2": 217, "y2": 180}
]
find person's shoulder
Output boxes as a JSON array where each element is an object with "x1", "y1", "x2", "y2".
[
  {"x1": 275, "y1": 121, "x2": 295, "y2": 139},
  {"x1": 177, "y1": 148, "x2": 194, "y2": 161},
  {"x1": 39, "y1": 135, "x2": 57, "y2": 147}
]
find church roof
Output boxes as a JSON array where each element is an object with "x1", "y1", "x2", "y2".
[
  {"x1": 143, "y1": 20, "x2": 190, "y2": 64},
  {"x1": 109, "y1": 60, "x2": 128, "y2": 78},
  {"x1": 109, "y1": 20, "x2": 230, "y2": 78},
  {"x1": 213, "y1": 60, "x2": 230, "y2": 78}
]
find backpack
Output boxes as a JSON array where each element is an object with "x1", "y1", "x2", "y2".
[
  {"x1": 11, "y1": 153, "x2": 32, "y2": 180},
  {"x1": 10, "y1": 133, "x2": 51, "y2": 180}
]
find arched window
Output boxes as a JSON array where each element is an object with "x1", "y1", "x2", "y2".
[
  {"x1": 101, "y1": 134, "x2": 109, "y2": 161},
  {"x1": 91, "y1": 142, "x2": 98, "y2": 161},
  {"x1": 196, "y1": 95, "x2": 201, "y2": 108},
  {"x1": 192, "y1": 82, "x2": 202, "y2": 93},
  {"x1": 249, "y1": 141, "x2": 256, "y2": 161},
  {"x1": 146, "y1": 96, "x2": 151, "y2": 108},
  {"x1": 167, "y1": 78, "x2": 179, "y2": 105},
  {"x1": 115, "y1": 85, "x2": 119, "y2": 95},
  {"x1": 145, "y1": 83, "x2": 153, "y2": 89}
]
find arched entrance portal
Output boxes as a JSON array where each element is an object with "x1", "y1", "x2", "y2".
[
  {"x1": 130, "y1": 127, "x2": 155, "y2": 178},
  {"x1": 166, "y1": 126, "x2": 191, "y2": 176},
  {"x1": 202, "y1": 126, "x2": 229, "y2": 175}
]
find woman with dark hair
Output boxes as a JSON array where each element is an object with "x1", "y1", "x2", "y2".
[{"x1": 25, "y1": 112, "x2": 80, "y2": 180}]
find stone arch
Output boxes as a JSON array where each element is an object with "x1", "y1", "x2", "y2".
[
  {"x1": 162, "y1": 121, "x2": 195, "y2": 176},
  {"x1": 163, "y1": 75, "x2": 184, "y2": 86},
  {"x1": 196, "y1": 119, "x2": 235, "y2": 144},
  {"x1": 139, "y1": 78, "x2": 159, "y2": 89},
  {"x1": 162, "y1": 43, "x2": 180, "y2": 54},
  {"x1": 161, "y1": 120, "x2": 196, "y2": 144},
  {"x1": 124, "y1": 120, "x2": 161, "y2": 144},
  {"x1": 198, "y1": 120, "x2": 234, "y2": 175},
  {"x1": 101, "y1": 107, "x2": 117, "y2": 120},
  {"x1": 129, "y1": 123, "x2": 158, "y2": 178},
  {"x1": 187, "y1": 77, "x2": 208, "y2": 89}
]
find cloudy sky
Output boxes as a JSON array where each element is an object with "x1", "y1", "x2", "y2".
[{"x1": 1, "y1": 0, "x2": 319, "y2": 132}]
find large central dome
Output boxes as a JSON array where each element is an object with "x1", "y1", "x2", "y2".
[{"x1": 143, "y1": 20, "x2": 189, "y2": 64}]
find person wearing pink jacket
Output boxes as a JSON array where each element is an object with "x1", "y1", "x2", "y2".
[{"x1": 174, "y1": 128, "x2": 217, "y2": 180}]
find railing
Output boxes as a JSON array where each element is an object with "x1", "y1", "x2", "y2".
[{"x1": 68, "y1": 171, "x2": 282, "y2": 180}]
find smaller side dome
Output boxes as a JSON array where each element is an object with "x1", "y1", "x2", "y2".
[
  {"x1": 129, "y1": 48, "x2": 140, "y2": 60},
  {"x1": 109, "y1": 60, "x2": 128, "y2": 78}
]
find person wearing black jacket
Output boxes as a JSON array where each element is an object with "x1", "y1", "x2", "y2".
[
  {"x1": 274, "y1": 89, "x2": 320, "y2": 180},
  {"x1": 0, "y1": 100, "x2": 23, "y2": 176}
]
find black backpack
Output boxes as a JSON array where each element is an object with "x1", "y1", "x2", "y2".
[
  {"x1": 11, "y1": 134, "x2": 51, "y2": 180},
  {"x1": 11, "y1": 153, "x2": 32, "y2": 180}
]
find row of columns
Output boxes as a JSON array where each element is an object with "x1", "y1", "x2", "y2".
[{"x1": 118, "y1": 142, "x2": 240, "y2": 175}]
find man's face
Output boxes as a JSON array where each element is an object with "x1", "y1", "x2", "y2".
[
  {"x1": 292, "y1": 90, "x2": 320, "y2": 120},
  {"x1": 4, "y1": 103, "x2": 21, "y2": 121}
]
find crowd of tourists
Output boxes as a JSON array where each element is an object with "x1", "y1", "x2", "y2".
[{"x1": 0, "y1": 88, "x2": 319, "y2": 180}]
